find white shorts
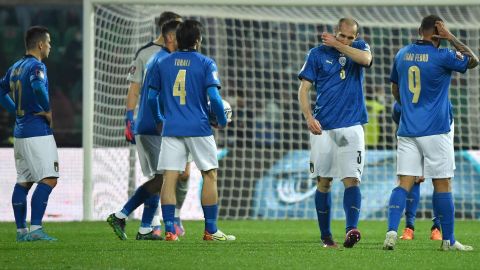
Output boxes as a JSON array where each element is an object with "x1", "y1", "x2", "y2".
[
  {"x1": 14, "y1": 135, "x2": 59, "y2": 183},
  {"x1": 309, "y1": 125, "x2": 365, "y2": 180},
  {"x1": 397, "y1": 126, "x2": 455, "y2": 179},
  {"x1": 158, "y1": 136, "x2": 218, "y2": 172},
  {"x1": 136, "y1": 135, "x2": 162, "y2": 180}
]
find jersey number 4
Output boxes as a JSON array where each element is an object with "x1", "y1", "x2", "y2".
[
  {"x1": 173, "y1": 69, "x2": 186, "y2": 105},
  {"x1": 408, "y1": 65, "x2": 421, "y2": 103}
]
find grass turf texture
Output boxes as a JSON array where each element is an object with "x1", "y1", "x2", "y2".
[{"x1": 0, "y1": 220, "x2": 478, "y2": 270}]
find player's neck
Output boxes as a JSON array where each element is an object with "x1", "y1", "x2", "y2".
[{"x1": 26, "y1": 50, "x2": 43, "y2": 61}]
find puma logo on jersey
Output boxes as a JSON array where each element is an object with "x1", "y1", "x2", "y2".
[{"x1": 326, "y1": 60, "x2": 333, "y2": 64}]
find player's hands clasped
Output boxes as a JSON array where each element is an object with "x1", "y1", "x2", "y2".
[
  {"x1": 321, "y1": 32, "x2": 339, "y2": 48},
  {"x1": 432, "y1": 21, "x2": 453, "y2": 41},
  {"x1": 307, "y1": 116, "x2": 322, "y2": 135}
]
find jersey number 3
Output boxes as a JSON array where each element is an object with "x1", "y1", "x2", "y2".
[
  {"x1": 408, "y1": 65, "x2": 421, "y2": 103},
  {"x1": 173, "y1": 69, "x2": 187, "y2": 105}
]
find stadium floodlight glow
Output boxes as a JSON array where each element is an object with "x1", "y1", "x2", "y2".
[{"x1": 84, "y1": 0, "x2": 480, "y2": 221}]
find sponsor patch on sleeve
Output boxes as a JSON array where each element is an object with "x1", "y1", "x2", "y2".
[
  {"x1": 35, "y1": 69, "x2": 45, "y2": 80},
  {"x1": 455, "y1": 51, "x2": 465, "y2": 61}
]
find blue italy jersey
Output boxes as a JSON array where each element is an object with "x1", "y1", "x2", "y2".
[
  {"x1": 298, "y1": 40, "x2": 370, "y2": 130},
  {"x1": 0, "y1": 55, "x2": 52, "y2": 138},
  {"x1": 149, "y1": 50, "x2": 220, "y2": 137},
  {"x1": 135, "y1": 47, "x2": 170, "y2": 135},
  {"x1": 390, "y1": 40, "x2": 468, "y2": 137}
]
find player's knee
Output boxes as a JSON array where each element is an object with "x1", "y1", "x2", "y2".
[
  {"x1": 201, "y1": 169, "x2": 217, "y2": 182},
  {"x1": 342, "y1": 177, "x2": 360, "y2": 188},
  {"x1": 18, "y1": 182, "x2": 34, "y2": 190},
  {"x1": 179, "y1": 171, "x2": 190, "y2": 182},
  {"x1": 40, "y1": 177, "x2": 58, "y2": 188},
  {"x1": 317, "y1": 178, "x2": 332, "y2": 192},
  {"x1": 432, "y1": 178, "x2": 451, "y2": 192}
]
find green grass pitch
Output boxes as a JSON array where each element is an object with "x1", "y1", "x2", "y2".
[{"x1": 0, "y1": 220, "x2": 478, "y2": 269}]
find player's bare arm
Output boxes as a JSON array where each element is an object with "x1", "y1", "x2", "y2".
[
  {"x1": 298, "y1": 79, "x2": 322, "y2": 135},
  {"x1": 391, "y1": 83, "x2": 400, "y2": 105},
  {"x1": 433, "y1": 21, "x2": 479, "y2": 69},
  {"x1": 126, "y1": 82, "x2": 141, "y2": 110},
  {"x1": 322, "y1": 32, "x2": 372, "y2": 66}
]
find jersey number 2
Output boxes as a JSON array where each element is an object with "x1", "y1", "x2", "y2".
[
  {"x1": 173, "y1": 69, "x2": 186, "y2": 105},
  {"x1": 408, "y1": 66, "x2": 421, "y2": 103}
]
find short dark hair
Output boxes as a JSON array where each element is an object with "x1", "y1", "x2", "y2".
[
  {"x1": 25, "y1": 26, "x2": 49, "y2": 50},
  {"x1": 420, "y1": 15, "x2": 443, "y2": 34},
  {"x1": 157, "y1": 11, "x2": 181, "y2": 30},
  {"x1": 176, "y1": 20, "x2": 203, "y2": 50},
  {"x1": 162, "y1": 20, "x2": 181, "y2": 40},
  {"x1": 338, "y1": 18, "x2": 359, "y2": 32}
]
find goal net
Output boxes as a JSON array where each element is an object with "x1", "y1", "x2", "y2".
[{"x1": 84, "y1": 1, "x2": 480, "y2": 221}]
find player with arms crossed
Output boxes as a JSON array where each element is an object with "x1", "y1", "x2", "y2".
[
  {"x1": 298, "y1": 18, "x2": 372, "y2": 248},
  {"x1": 148, "y1": 19, "x2": 235, "y2": 241},
  {"x1": 0, "y1": 26, "x2": 59, "y2": 241},
  {"x1": 107, "y1": 13, "x2": 188, "y2": 240},
  {"x1": 392, "y1": 102, "x2": 442, "y2": 241},
  {"x1": 383, "y1": 15, "x2": 478, "y2": 251}
]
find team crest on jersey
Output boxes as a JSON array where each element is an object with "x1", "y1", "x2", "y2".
[
  {"x1": 129, "y1": 65, "x2": 136, "y2": 75},
  {"x1": 339, "y1": 56, "x2": 346, "y2": 67},
  {"x1": 455, "y1": 51, "x2": 464, "y2": 61},
  {"x1": 35, "y1": 69, "x2": 45, "y2": 80}
]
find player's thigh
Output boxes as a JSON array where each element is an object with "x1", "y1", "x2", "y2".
[
  {"x1": 184, "y1": 136, "x2": 218, "y2": 171},
  {"x1": 397, "y1": 136, "x2": 422, "y2": 177},
  {"x1": 136, "y1": 135, "x2": 162, "y2": 179},
  {"x1": 14, "y1": 138, "x2": 35, "y2": 183},
  {"x1": 158, "y1": 137, "x2": 188, "y2": 172},
  {"x1": 418, "y1": 133, "x2": 454, "y2": 179},
  {"x1": 309, "y1": 130, "x2": 336, "y2": 178},
  {"x1": 336, "y1": 125, "x2": 365, "y2": 180},
  {"x1": 19, "y1": 135, "x2": 59, "y2": 182}
]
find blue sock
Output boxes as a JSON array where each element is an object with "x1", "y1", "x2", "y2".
[
  {"x1": 315, "y1": 190, "x2": 331, "y2": 239},
  {"x1": 433, "y1": 192, "x2": 455, "y2": 244},
  {"x1": 431, "y1": 195, "x2": 441, "y2": 229},
  {"x1": 161, "y1": 204, "x2": 175, "y2": 234},
  {"x1": 12, "y1": 184, "x2": 29, "y2": 229},
  {"x1": 31, "y1": 183, "x2": 54, "y2": 226},
  {"x1": 405, "y1": 183, "x2": 420, "y2": 229},
  {"x1": 344, "y1": 186, "x2": 361, "y2": 233},
  {"x1": 174, "y1": 216, "x2": 182, "y2": 226},
  {"x1": 202, "y1": 204, "x2": 218, "y2": 234},
  {"x1": 141, "y1": 194, "x2": 159, "y2": 228},
  {"x1": 387, "y1": 186, "x2": 408, "y2": 232},
  {"x1": 121, "y1": 186, "x2": 151, "y2": 216}
]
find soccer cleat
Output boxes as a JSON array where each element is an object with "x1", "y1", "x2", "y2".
[
  {"x1": 441, "y1": 240, "x2": 473, "y2": 251},
  {"x1": 343, "y1": 229, "x2": 361, "y2": 248},
  {"x1": 430, "y1": 228, "x2": 442, "y2": 241},
  {"x1": 107, "y1": 213, "x2": 127, "y2": 240},
  {"x1": 28, "y1": 228, "x2": 57, "y2": 241},
  {"x1": 136, "y1": 231, "x2": 163, "y2": 240},
  {"x1": 174, "y1": 221, "x2": 185, "y2": 237},
  {"x1": 152, "y1": 226, "x2": 162, "y2": 237},
  {"x1": 321, "y1": 236, "x2": 338, "y2": 248},
  {"x1": 165, "y1": 232, "x2": 179, "y2": 241},
  {"x1": 400, "y1": 228, "x2": 414, "y2": 240},
  {"x1": 203, "y1": 230, "x2": 236, "y2": 241},
  {"x1": 16, "y1": 232, "x2": 29, "y2": 242},
  {"x1": 383, "y1": 231, "x2": 397, "y2": 250}
]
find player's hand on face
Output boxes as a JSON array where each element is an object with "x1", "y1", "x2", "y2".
[
  {"x1": 432, "y1": 21, "x2": 453, "y2": 41},
  {"x1": 35, "y1": 111, "x2": 53, "y2": 128},
  {"x1": 321, "y1": 32, "x2": 338, "y2": 47},
  {"x1": 307, "y1": 116, "x2": 322, "y2": 135}
]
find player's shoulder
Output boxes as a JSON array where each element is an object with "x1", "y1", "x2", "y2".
[
  {"x1": 134, "y1": 41, "x2": 159, "y2": 60},
  {"x1": 352, "y1": 39, "x2": 370, "y2": 50}
]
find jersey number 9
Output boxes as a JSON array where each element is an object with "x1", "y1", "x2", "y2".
[
  {"x1": 408, "y1": 65, "x2": 421, "y2": 103},
  {"x1": 173, "y1": 69, "x2": 187, "y2": 105}
]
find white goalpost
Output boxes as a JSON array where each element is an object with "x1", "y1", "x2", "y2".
[{"x1": 83, "y1": 0, "x2": 480, "y2": 221}]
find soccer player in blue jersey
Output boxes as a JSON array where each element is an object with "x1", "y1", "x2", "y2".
[
  {"x1": 298, "y1": 18, "x2": 372, "y2": 248},
  {"x1": 148, "y1": 19, "x2": 235, "y2": 241},
  {"x1": 392, "y1": 102, "x2": 442, "y2": 241},
  {"x1": 0, "y1": 26, "x2": 59, "y2": 242},
  {"x1": 107, "y1": 18, "x2": 188, "y2": 240},
  {"x1": 383, "y1": 15, "x2": 478, "y2": 251}
]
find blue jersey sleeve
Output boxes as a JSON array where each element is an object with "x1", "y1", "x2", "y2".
[
  {"x1": 439, "y1": 49, "x2": 469, "y2": 73},
  {"x1": 390, "y1": 57, "x2": 399, "y2": 84},
  {"x1": 29, "y1": 64, "x2": 50, "y2": 112},
  {"x1": 298, "y1": 49, "x2": 317, "y2": 82},
  {"x1": 0, "y1": 68, "x2": 11, "y2": 95},
  {"x1": 147, "y1": 60, "x2": 162, "y2": 90},
  {"x1": 352, "y1": 39, "x2": 371, "y2": 52},
  {"x1": 392, "y1": 102, "x2": 401, "y2": 125},
  {"x1": 205, "y1": 59, "x2": 221, "y2": 89},
  {"x1": 0, "y1": 69, "x2": 15, "y2": 113}
]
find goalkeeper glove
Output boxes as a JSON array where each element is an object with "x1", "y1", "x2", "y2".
[{"x1": 124, "y1": 110, "x2": 136, "y2": 144}]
